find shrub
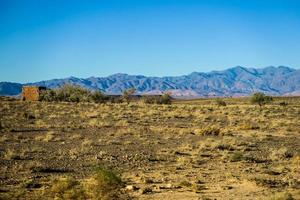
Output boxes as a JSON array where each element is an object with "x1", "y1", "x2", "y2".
[
  {"x1": 230, "y1": 152, "x2": 244, "y2": 162},
  {"x1": 39, "y1": 89, "x2": 57, "y2": 101},
  {"x1": 178, "y1": 180, "x2": 192, "y2": 188},
  {"x1": 215, "y1": 98, "x2": 226, "y2": 106},
  {"x1": 90, "y1": 90, "x2": 109, "y2": 103},
  {"x1": 46, "y1": 166, "x2": 123, "y2": 200},
  {"x1": 142, "y1": 96, "x2": 157, "y2": 104},
  {"x1": 250, "y1": 92, "x2": 273, "y2": 107},
  {"x1": 85, "y1": 166, "x2": 123, "y2": 200},
  {"x1": 50, "y1": 177, "x2": 85, "y2": 200},
  {"x1": 55, "y1": 84, "x2": 91, "y2": 102},
  {"x1": 270, "y1": 192, "x2": 294, "y2": 200},
  {"x1": 142, "y1": 93, "x2": 172, "y2": 104},
  {"x1": 40, "y1": 84, "x2": 109, "y2": 103},
  {"x1": 4, "y1": 149, "x2": 21, "y2": 160},
  {"x1": 122, "y1": 88, "x2": 136, "y2": 103},
  {"x1": 159, "y1": 93, "x2": 172, "y2": 104},
  {"x1": 201, "y1": 126, "x2": 220, "y2": 136},
  {"x1": 239, "y1": 121, "x2": 260, "y2": 130},
  {"x1": 279, "y1": 101, "x2": 288, "y2": 106}
]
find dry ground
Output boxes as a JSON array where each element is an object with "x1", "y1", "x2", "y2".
[{"x1": 0, "y1": 97, "x2": 299, "y2": 199}]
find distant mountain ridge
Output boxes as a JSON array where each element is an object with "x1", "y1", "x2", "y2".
[{"x1": 1, "y1": 66, "x2": 300, "y2": 97}]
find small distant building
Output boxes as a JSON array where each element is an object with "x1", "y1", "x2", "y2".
[{"x1": 22, "y1": 86, "x2": 46, "y2": 101}]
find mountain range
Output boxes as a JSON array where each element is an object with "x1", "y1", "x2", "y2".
[{"x1": 1, "y1": 66, "x2": 300, "y2": 97}]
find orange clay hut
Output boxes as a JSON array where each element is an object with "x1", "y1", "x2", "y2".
[{"x1": 22, "y1": 86, "x2": 46, "y2": 101}]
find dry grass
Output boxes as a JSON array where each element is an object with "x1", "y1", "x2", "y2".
[{"x1": 0, "y1": 97, "x2": 299, "y2": 199}]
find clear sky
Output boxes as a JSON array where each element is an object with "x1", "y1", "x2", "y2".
[{"x1": 1, "y1": 0, "x2": 300, "y2": 83}]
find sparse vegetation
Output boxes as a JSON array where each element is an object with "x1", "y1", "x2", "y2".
[
  {"x1": 215, "y1": 98, "x2": 226, "y2": 106},
  {"x1": 46, "y1": 167, "x2": 123, "y2": 200},
  {"x1": 159, "y1": 93, "x2": 172, "y2": 104},
  {"x1": 39, "y1": 84, "x2": 108, "y2": 103},
  {"x1": 279, "y1": 101, "x2": 288, "y2": 106},
  {"x1": 251, "y1": 92, "x2": 273, "y2": 108},
  {"x1": 270, "y1": 192, "x2": 294, "y2": 200},
  {"x1": 142, "y1": 93, "x2": 172, "y2": 104},
  {"x1": 39, "y1": 84, "x2": 171, "y2": 104},
  {"x1": 229, "y1": 152, "x2": 244, "y2": 162},
  {"x1": 194, "y1": 126, "x2": 221, "y2": 136},
  {"x1": 85, "y1": 167, "x2": 123, "y2": 199},
  {"x1": 49, "y1": 177, "x2": 85, "y2": 200},
  {"x1": 122, "y1": 87, "x2": 136, "y2": 103},
  {"x1": 0, "y1": 96, "x2": 299, "y2": 199}
]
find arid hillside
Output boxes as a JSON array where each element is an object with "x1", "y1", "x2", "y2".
[{"x1": 0, "y1": 97, "x2": 299, "y2": 199}]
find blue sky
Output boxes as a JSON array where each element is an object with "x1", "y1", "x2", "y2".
[{"x1": 1, "y1": 0, "x2": 300, "y2": 83}]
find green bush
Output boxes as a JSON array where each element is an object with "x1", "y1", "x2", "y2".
[
  {"x1": 90, "y1": 90, "x2": 110, "y2": 103},
  {"x1": 230, "y1": 152, "x2": 244, "y2": 162},
  {"x1": 142, "y1": 93, "x2": 172, "y2": 104},
  {"x1": 39, "y1": 89, "x2": 57, "y2": 101},
  {"x1": 85, "y1": 167, "x2": 123, "y2": 200},
  {"x1": 50, "y1": 177, "x2": 85, "y2": 200},
  {"x1": 250, "y1": 92, "x2": 273, "y2": 107},
  {"x1": 215, "y1": 98, "x2": 226, "y2": 106},
  {"x1": 122, "y1": 88, "x2": 136, "y2": 103},
  {"x1": 55, "y1": 85, "x2": 91, "y2": 102},
  {"x1": 47, "y1": 166, "x2": 123, "y2": 200},
  {"x1": 40, "y1": 85, "x2": 108, "y2": 103},
  {"x1": 142, "y1": 96, "x2": 157, "y2": 104},
  {"x1": 159, "y1": 93, "x2": 172, "y2": 104}
]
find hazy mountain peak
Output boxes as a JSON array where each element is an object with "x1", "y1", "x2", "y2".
[
  {"x1": 109, "y1": 73, "x2": 129, "y2": 77},
  {"x1": 232, "y1": 65, "x2": 246, "y2": 70}
]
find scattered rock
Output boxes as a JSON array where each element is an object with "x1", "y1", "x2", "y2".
[
  {"x1": 264, "y1": 170, "x2": 282, "y2": 176},
  {"x1": 140, "y1": 187, "x2": 152, "y2": 194},
  {"x1": 222, "y1": 185, "x2": 233, "y2": 190},
  {"x1": 159, "y1": 183, "x2": 173, "y2": 189},
  {"x1": 141, "y1": 177, "x2": 154, "y2": 184},
  {"x1": 125, "y1": 185, "x2": 139, "y2": 191}
]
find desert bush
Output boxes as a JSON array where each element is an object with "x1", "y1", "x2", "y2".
[
  {"x1": 142, "y1": 96, "x2": 157, "y2": 104},
  {"x1": 55, "y1": 84, "x2": 91, "y2": 102},
  {"x1": 194, "y1": 126, "x2": 221, "y2": 136},
  {"x1": 122, "y1": 88, "x2": 136, "y2": 103},
  {"x1": 159, "y1": 93, "x2": 172, "y2": 104},
  {"x1": 49, "y1": 177, "x2": 85, "y2": 200},
  {"x1": 143, "y1": 93, "x2": 172, "y2": 104},
  {"x1": 215, "y1": 98, "x2": 226, "y2": 106},
  {"x1": 39, "y1": 89, "x2": 57, "y2": 101},
  {"x1": 250, "y1": 92, "x2": 273, "y2": 107},
  {"x1": 85, "y1": 166, "x2": 123, "y2": 200},
  {"x1": 40, "y1": 85, "x2": 90, "y2": 102},
  {"x1": 4, "y1": 149, "x2": 21, "y2": 160},
  {"x1": 90, "y1": 90, "x2": 109, "y2": 103},
  {"x1": 270, "y1": 192, "x2": 294, "y2": 200},
  {"x1": 229, "y1": 152, "x2": 244, "y2": 162},
  {"x1": 178, "y1": 180, "x2": 192, "y2": 188},
  {"x1": 46, "y1": 166, "x2": 123, "y2": 200},
  {"x1": 40, "y1": 85, "x2": 109, "y2": 103},
  {"x1": 279, "y1": 101, "x2": 288, "y2": 106},
  {"x1": 269, "y1": 147, "x2": 293, "y2": 161},
  {"x1": 238, "y1": 121, "x2": 260, "y2": 130}
]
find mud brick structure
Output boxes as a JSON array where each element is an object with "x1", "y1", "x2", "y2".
[{"x1": 22, "y1": 86, "x2": 46, "y2": 101}]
